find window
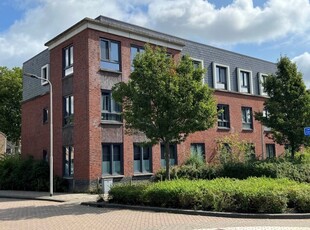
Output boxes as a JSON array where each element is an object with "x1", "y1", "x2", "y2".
[
  {"x1": 237, "y1": 68, "x2": 252, "y2": 94},
  {"x1": 100, "y1": 39, "x2": 121, "y2": 71},
  {"x1": 63, "y1": 95, "x2": 74, "y2": 125},
  {"x1": 222, "y1": 143, "x2": 232, "y2": 154},
  {"x1": 246, "y1": 143, "x2": 256, "y2": 160},
  {"x1": 263, "y1": 108, "x2": 271, "y2": 131},
  {"x1": 101, "y1": 91, "x2": 122, "y2": 122},
  {"x1": 191, "y1": 58, "x2": 204, "y2": 84},
  {"x1": 161, "y1": 144, "x2": 177, "y2": 167},
  {"x1": 130, "y1": 45, "x2": 144, "y2": 70},
  {"x1": 43, "y1": 108, "x2": 48, "y2": 124},
  {"x1": 266, "y1": 144, "x2": 276, "y2": 158},
  {"x1": 43, "y1": 150, "x2": 48, "y2": 162},
  {"x1": 212, "y1": 63, "x2": 230, "y2": 90},
  {"x1": 217, "y1": 104, "x2": 230, "y2": 128},
  {"x1": 102, "y1": 143, "x2": 123, "y2": 175},
  {"x1": 63, "y1": 146, "x2": 74, "y2": 177},
  {"x1": 258, "y1": 73, "x2": 268, "y2": 96},
  {"x1": 63, "y1": 45, "x2": 73, "y2": 76},
  {"x1": 190, "y1": 143, "x2": 205, "y2": 160},
  {"x1": 133, "y1": 144, "x2": 152, "y2": 173},
  {"x1": 41, "y1": 64, "x2": 49, "y2": 85},
  {"x1": 241, "y1": 107, "x2": 253, "y2": 130}
]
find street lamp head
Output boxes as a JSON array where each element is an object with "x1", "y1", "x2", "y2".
[{"x1": 24, "y1": 72, "x2": 39, "y2": 79}]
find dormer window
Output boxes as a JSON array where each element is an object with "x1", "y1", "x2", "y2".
[
  {"x1": 212, "y1": 63, "x2": 230, "y2": 90},
  {"x1": 237, "y1": 68, "x2": 253, "y2": 94},
  {"x1": 258, "y1": 73, "x2": 268, "y2": 96},
  {"x1": 191, "y1": 58, "x2": 204, "y2": 84},
  {"x1": 41, "y1": 64, "x2": 49, "y2": 85}
]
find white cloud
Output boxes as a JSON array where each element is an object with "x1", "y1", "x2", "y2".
[
  {"x1": 292, "y1": 52, "x2": 310, "y2": 89},
  {"x1": 1, "y1": 0, "x2": 310, "y2": 68},
  {"x1": 148, "y1": 0, "x2": 310, "y2": 44},
  {"x1": 0, "y1": 0, "x2": 149, "y2": 68}
]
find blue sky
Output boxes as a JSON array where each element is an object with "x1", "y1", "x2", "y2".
[{"x1": 1, "y1": 0, "x2": 310, "y2": 86}]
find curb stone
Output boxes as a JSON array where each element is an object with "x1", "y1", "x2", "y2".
[{"x1": 81, "y1": 201, "x2": 310, "y2": 219}]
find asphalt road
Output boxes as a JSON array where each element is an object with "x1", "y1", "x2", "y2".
[{"x1": 0, "y1": 198, "x2": 310, "y2": 230}]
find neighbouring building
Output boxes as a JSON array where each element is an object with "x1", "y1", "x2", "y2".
[{"x1": 22, "y1": 16, "x2": 284, "y2": 191}]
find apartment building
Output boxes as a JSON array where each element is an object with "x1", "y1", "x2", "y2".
[{"x1": 22, "y1": 16, "x2": 284, "y2": 191}]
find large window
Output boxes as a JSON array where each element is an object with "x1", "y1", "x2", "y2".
[
  {"x1": 161, "y1": 144, "x2": 177, "y2": 167},
  {"x1": 63, "y1": 45, "x2": 73, "y2": 76},
  {"x1": 212, "y1": 63, "x2": 230, "y2": 90},
  {"x1": 241, "y1": 107, "x2": 253, "y2": 130},
  {"x1": 41, "y1": 64, "x2": 49, "y2": 85},
  {"x1": 190, "y1": 143, "x2": 205, "y2": 160},
  {"x1": 217, "y1": 104, "x2": 230, "y2": 128},
  {"x1": 100, "y1": 39, "x2": 121, "y2": 71},
  {"x1": 133, "y1": 144, "x2": 152, "y2": 173},
  {"x1": 63, "y1": 146, "x2": 74, "y2": 177},
  {"x1": 130, "y1": 45, "x2": 144, "y2": 70},
  {"x1": 101, "y1": 91, "x2": 122, "y2": 122},
  {"x1": 102, "y1": 143, "x2": 123, "y2": 175},
  {"x1": 266, "y1": 144, "x2": 276, "y2": 158},
  {"x1": 64, "y1": 95, "x2": 74, "y2": 125}
]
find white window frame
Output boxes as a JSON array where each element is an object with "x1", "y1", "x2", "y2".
[
  {"x1": 41, "y1": 64, "x2": 49, "y2": 86},
  {"x1": 212, "y1": 62, "x2": 230, "y2": 90},
  {"x1": 258, "y1": 72, "x2": 268, "y2": 96},
  {"x1": 64, "y1": 45, "x2": 73, "y2": 76},
  {"x1": 191, "y1": 58, "x2": 204, "y2": 84},
  {"x1": 237, "y1": 68, "x2": 253, "y2": 94}
]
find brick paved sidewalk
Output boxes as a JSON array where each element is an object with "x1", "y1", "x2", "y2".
[{"x1": 0, "y1": 190, "x2": 98, "y2": 204}]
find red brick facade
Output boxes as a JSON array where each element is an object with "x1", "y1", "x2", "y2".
[{"x1": 22, "y1": 17, "x2": 284, "y2": 191}]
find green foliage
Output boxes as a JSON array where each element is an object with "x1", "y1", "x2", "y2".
[
  {"x1": 154, "y1": 158, "x2": 310, "y2": 183},
  {"x1": 295, "y1": 147, "x2": 310, "y2": 164},
  {"x1": 215, "y1": 134, "x2": 256, "y2": 164},
  {"x1": 0, "y1": 66, "x2": 22, "y2": 144},
  {"x1": 109, "y1": 178, "x2": 310, "y2": 213},
  {"x1": 184, "y1": 150, "x2": 205, "y2": 168},
  {"x1": 0, "y1": 155, "x2": 67, "y2": 191},
  {"x1": 112, "y1": 45, "x2": 217, "y2": 179},
  {"x1": 255, "y1": 57, "x2": 310, "y2": 157},
  {"x1": 109, "y1": 183, "x2": 148, "y2": 205}
]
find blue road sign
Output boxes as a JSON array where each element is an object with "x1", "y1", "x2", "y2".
[{"x1": 304, "y1": 127, "x2": 310, "y2": 136}]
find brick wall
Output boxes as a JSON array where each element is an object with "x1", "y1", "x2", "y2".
[{"x1": 21, "y1": 94, "x2": 50, "y2": 160}]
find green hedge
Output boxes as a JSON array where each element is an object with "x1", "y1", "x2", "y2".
[
  {"x1": 109, "y1": 178, "x2": 310, "y2": 213},
  {"x1": 154, "y1": 161, "x2": 310, "y2": 183},
  {"x1": 0, "y1": 155, "x2": 67, "y2": 191}
]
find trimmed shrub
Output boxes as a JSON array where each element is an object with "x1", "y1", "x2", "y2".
[
  {"x1": 109, "y1": 178, "x2": 310, "y2": 213},
  {"x1": 109, "y1": 183, "x2": 147, "y2": 205}
]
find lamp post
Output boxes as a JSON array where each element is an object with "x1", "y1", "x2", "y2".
[{"x1": 24, "y1": 73, "x2": 53, "y2": 196}]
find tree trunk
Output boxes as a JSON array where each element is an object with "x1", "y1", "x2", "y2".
[
  {"x1": 291, "y1": 144, "x2": 298, "y2": 160},
  {"x1": 164, "y1": 142, "x2": 171, "y2": 180}
]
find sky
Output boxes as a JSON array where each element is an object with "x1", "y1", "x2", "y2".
[{"x1": 1, "y1": 0, "x2": 310, "y2": 87}]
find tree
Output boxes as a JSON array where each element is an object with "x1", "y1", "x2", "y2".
[
  {"x1": 255, "y1": 57, "x2": 310, "y2": 158},
  {"x1": 0, "y1": 66, "x2": 22, "y2": 148},
  {"x1": 112, "y1": 45, "x2": 217, "y2": 179}
]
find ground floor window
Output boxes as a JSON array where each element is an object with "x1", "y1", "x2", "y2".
[
  {"x1": 190, "y1": 143, "x2": 205, "y2": 160},
  {"x1": 63, "y1": 146, "x2": 74, "y2": 177},
  {"x1": 133, "y1": 144, "x2": 152, "y2": 173},
  {"x1": 266, "y1": 144, "x2": 276, "y2": 158},
  {"x1": 102, "y1": 143, "x2": 123, "y2": 175},
  {"x1": 43, "y1": 149, "x2": 48, "y2": 162},
  {"x1": 161, "y1": 144, "x2": 177, "y2": 167}
]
